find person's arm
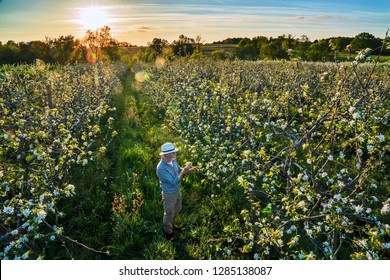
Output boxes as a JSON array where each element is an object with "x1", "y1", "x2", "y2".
[{"x1": 178, "y1": 165, "x2": 189, "y2": 180}]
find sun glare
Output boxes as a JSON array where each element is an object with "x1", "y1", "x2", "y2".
[{"x1": 81, "y1": 6, "x2": 109, "y2": 30}]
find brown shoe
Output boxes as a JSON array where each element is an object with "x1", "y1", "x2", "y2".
[{"x1": 165, "y1": 232, "x2": 178, "y2": 241}]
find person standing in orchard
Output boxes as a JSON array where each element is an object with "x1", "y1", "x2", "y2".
[{"x1": 156, "y1": 142, "x2": 197, "y2": 241}]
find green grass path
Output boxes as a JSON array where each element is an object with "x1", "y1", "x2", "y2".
[
  {"x1": 109, "y1": 73, "x2": 202, "y2": 259},
  {"x1": 58, "y1": 72, "x2": 247, "y2": 260},
  {"x1": 109, "y1": 73, "x2": 250, "y2": 259}
]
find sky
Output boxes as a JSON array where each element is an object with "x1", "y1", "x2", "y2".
[{"x1": 0, "y1": 0, "x2": 389, "y2": 46}]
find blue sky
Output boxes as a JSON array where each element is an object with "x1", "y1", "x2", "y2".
[{"x1": 0, "y1": 0, "x2": 389, "y2": 45}]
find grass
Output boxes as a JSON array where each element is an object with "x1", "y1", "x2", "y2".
[{"x1": 45, "y1": 67, "x2": 253, "y2": 260}]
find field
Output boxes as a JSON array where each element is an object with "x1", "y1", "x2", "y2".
[
  {"x1": 1, "y1": 58, "x2": 389, "y2": 260},
  {"x1": 120, "y1": 44, "x2": 390, "y2": 62},
  {"x1": 201, "y1": 44, "x2": 238, "y2": 57}
]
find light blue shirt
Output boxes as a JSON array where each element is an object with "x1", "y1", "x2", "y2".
[{"x1": 156, "y1": 159, "x2": 182, "y2": 194}]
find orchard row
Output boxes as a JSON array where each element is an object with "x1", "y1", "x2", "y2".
[
  {"x1": 141, "y1": 60, "x2": 389, "y2": 259},
  {"x1": 0, "y1": 63, "x2": 127, "y2": 259}
]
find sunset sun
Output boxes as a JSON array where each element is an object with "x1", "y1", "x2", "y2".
[{"x1": 80, "y1": 6, "x2": 109, "y2": 30}]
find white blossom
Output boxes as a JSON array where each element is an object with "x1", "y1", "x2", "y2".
[
  {"x1": 22, "y1": 209, "x2": 31, "y2": 217},
  {"x1": 306, "y1": 229, "x2": 313, "y2": 237},
  {"x1": 352, "y1": 112, "x2": 361, "y2": 119},
  {"x1": 377, "y1": 134, "x2": 385, "y2": 141},
  {"x1": 334, "y1": 194, "x2": 341, "y2": 201},
  {"x1": 298, "y1": 253, "x2": 305, "y2": 260},
  {"x1": 355, "y1": 205, "x2": 363, "y2": 214},
  {"x1": 3, "y1": 206, "x2": 14, "y2": 215},
  {"x1": 290, "y1": 225, "x2": 297, "y2": 232},
  {"x1": 381, "y1": 203, "x2": 389, "y2": 214},
  {"x1": 36, "y1": 209, "x2": 47, "y2": 221}
]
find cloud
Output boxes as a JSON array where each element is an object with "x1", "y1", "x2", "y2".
[
  {"x1": 137, "y1": 26, "x2": 152, "y2": 32},
  {"x1": 314, "y1": 15, "x2": 334, "y2": 20}
]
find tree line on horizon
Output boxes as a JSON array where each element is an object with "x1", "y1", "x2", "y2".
[
  {"x1": 0, "y1": 27, "x2": 388, "y2": 65},
  {"x1": 0, "y1": 26, "x2": 120, "y2": 65},
  {"x1": 218, "y1": 33, "x2": 387, "y2": 61}
]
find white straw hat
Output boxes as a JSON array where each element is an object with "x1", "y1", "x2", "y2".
[{"x1": 160, "y1": 142, "x2": 178, "y2": 155}]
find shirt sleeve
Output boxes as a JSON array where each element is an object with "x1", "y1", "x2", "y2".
[{"x1": 157, "y1": 167, "x2": 180, "y2": 186}]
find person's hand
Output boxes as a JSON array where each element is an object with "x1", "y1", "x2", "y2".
[
  {"x1": 183, "y1": 163, "x2": 199, "y2": 173},
  {"x1": 179, "y1": 162, "x2": 199, "y2": 179}
]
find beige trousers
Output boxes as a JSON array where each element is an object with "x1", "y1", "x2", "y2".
[{"x1": 162, "y1": 191, "x2": 182, "y2": 234}]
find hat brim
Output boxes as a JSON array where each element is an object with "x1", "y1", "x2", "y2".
[{"x1": 160, "y1": 148, "x2": 178, "y2": 156}]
